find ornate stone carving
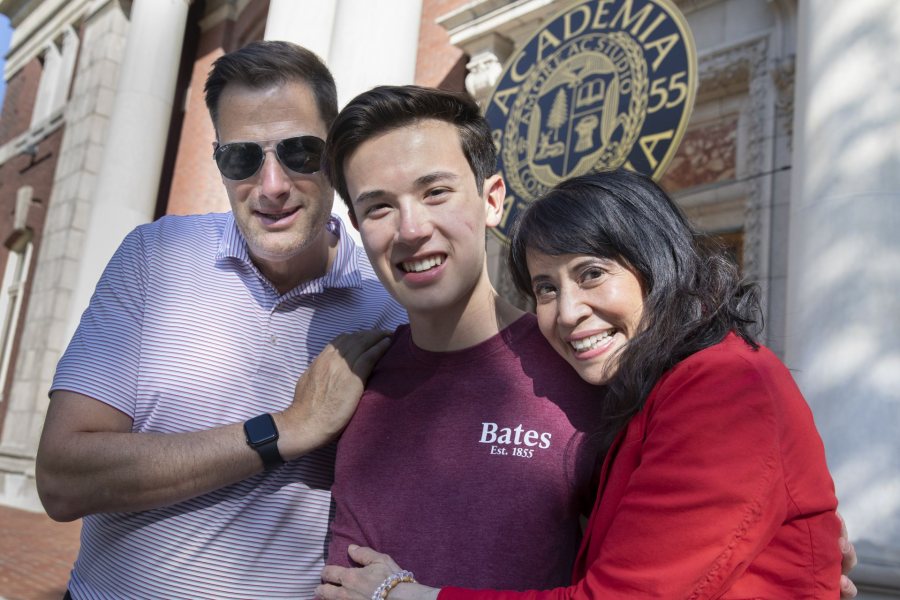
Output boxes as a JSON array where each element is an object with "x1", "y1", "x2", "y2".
[
  {"x1": 673, "y1": 0, "x2": 721, "y2": 13},
  {"x1": 697, "y1": 39, "x2": 758, "y2": 103},
  {"x1": 465, "y1": 51, "x2": 504, "y2": 107},
  {"x1": 694, "y1": 38, "x2": 770, "y2": 286},
  {"x1": 740, "y1": 38, "x2": 770, "y2": 288},
  {"x1": 771, "y1": 55, "x2": 796, "y2": 146}
]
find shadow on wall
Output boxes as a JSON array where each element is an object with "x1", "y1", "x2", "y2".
[{"x1": 789, "y1": 0, "x2": 900, "y2": 570}]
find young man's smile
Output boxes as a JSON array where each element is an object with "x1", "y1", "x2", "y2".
[{"x1": 344, "y1": 120, "x2": 503, "y2": 321}]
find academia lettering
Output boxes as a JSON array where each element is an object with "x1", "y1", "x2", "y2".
[
  {"x1": 485, "y1": 0, "x2": 697, "y2": 241},
  {"x1": 492, "y1": 0, "x2": 682, "y2": 118}
]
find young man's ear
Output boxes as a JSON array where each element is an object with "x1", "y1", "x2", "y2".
[{"x1": 483, "y1": 174, "x2": 506, "y2": 229}]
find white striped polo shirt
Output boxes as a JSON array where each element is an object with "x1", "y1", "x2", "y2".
[{"x1": 51, "y1": 212, "x2": 407, "y2": 599}]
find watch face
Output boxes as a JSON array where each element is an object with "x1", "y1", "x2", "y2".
[{"x1": 245, "y1": 414, "x2": 278, "y2": 445}]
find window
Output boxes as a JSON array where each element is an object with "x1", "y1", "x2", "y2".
[
  {"x1": 0, "y1": 238, "x2": 33, "y2": 395},
  {"x1": 30, "y1": 25, "x2": 79, "y2": 128}
]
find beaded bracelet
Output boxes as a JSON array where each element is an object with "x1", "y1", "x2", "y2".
[{"x1": 371, "y1": 570, "x2": 416, "y2": 600}]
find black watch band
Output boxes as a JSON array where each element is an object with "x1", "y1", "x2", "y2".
[{"x1": 244, "y1": 413, "x2": 284, "y2": 470}]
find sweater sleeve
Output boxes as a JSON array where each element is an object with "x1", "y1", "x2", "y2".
[{"x1": 440, "y1": 347, "x2": 789, "y2": 600}]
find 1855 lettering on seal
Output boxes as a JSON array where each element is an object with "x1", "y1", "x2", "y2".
[{"x1": 486, "y1": 0, "x2": 698, "y2": 240}]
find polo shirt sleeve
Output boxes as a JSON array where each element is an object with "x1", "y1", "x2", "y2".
[
  {"x1": 439, "y1": 347, "x2": 792, "y2": 600},
  {"x1": 50, "y1": 226, "x2": 150, "y2": 420}
]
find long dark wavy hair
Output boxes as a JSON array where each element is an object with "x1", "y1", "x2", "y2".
[{"x1": 508, "y1": 169, "x2": 762, "y2": 453}]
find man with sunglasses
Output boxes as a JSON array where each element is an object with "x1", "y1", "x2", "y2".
[{"x1": 35, "y1": 41, "x2": 405, "y2": 599}]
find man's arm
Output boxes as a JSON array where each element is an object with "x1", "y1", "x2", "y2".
[{"x1": 36, "y1": 330, "x2": 391, "y2": 521}]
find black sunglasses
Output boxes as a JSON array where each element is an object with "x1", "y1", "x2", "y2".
[{"x1": 213, "y1": 135, "x2": 325, "y2": 180}]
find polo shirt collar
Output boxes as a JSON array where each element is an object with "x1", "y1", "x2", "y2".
[{"x1": 216, "y1": 212, "x2": 363, "y2": 293}]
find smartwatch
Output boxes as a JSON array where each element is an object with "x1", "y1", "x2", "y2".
[{"x1": 244, "y1": 413, "x2": 284, "y2": 470}]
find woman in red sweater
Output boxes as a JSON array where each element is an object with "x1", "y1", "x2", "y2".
[{"x1": 318, "y1": 169, "x2": 846, "y2": 599}]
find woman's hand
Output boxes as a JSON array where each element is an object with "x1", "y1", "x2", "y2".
[
  {"x1": 839, "y1": 514, "x2": 858, "y2": 598},
  {"x1": 317, "y1": 545, "x2": 440, "y2": 600}
]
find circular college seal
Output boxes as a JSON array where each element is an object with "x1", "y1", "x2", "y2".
[{"x1": 486, "y1": 0, "x2": 697, "y2": 241}]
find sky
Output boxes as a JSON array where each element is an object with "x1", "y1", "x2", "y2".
[{"x1": 0, "y1": 14, "x2": 12, "y2": 112}]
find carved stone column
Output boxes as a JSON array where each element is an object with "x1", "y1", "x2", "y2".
[
  {"x1": 787, "y1": 0, "x2": 900, "y2": 590},
  {"x1": 264, "y1": 0, "x2": 337, "y2": 62},
  {"x1": 65, "y1": 0, "x2": 189, "y2": 342}
]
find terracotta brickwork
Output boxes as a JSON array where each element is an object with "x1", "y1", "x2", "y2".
[
  {"x1": 0, "y1": 126, "x2": 61, "y2": 329},
  {"x1": 166, "y1": 24, "x2": 228, "y2": 216},
  {"x1": 231, "y1": 0, "x2": 268, "y2": 51},
  {"x1": 416, "y1": 0, "x2": 471, "y2": 91},
  {"x1": 661, "y1": 114, "x2": 738, "y2": 193},
  {"x1": 166, "y1": 3, "x2": 268, "y2": 216},
  {"x1": 0, "y1": 504, "x2": 80, "y2": 599},
  {"x1": 0, "y1": 59, "x2": 40, "y2": 147}
]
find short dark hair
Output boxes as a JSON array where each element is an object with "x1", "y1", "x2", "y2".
[
  {"x1": 204, "y1": 40, "x2": 337, "y2": 135},
  {"x1": 508, "y1": 168, "x2": 761, "y2": 453},
  {"x1": 323, "y1": 85, "x2": 497, "y2": 215}
]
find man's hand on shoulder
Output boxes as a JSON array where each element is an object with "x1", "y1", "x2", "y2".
[
  {"x1": 275, "y1": 329, "x2": 392, "y2": 460},
  {"x1": 35, "y1": 330, "x2": 391, "y2": 520}
]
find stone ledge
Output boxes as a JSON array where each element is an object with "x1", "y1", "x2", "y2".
[{"x1": 0, "y1": 468, "x2": 43, "y2": 513}]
